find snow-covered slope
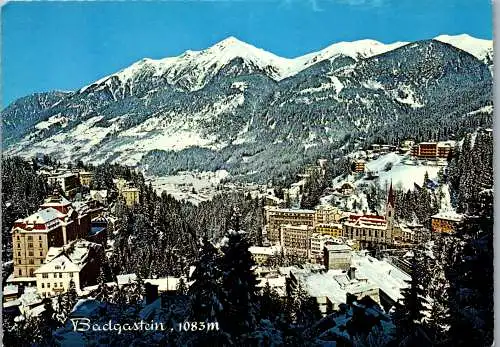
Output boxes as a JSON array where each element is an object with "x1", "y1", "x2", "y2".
[
  {"x1": 81, "y1": 34, "x2": 492, "y2": 95},
  {"x1": 80, "y1": 36, "x2": 411, "y2": 93},
  {"x1": 434, "y1": 34, "x2": 493, "y2": 64}
]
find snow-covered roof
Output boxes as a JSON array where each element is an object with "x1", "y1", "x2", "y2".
[
  {"x1": 3, "y1": 299, "x2": 21, "y2": 308},
  {"x1": 35, "y1": 254, "x2": 81, "y2": 274},
  {"x1": 249, "y1": 245, "x2": 281, "y2": 256},
  {"x1": 269, "y1": 208, "x2": 315, "y2": 214},
  {"x1": 351, "y1": 253, "x2": 410, "y2": 302},
  {"x1": 38, "y1": 240, "x2": 100, "y2": 273},
  {"x1": 144, "y1": 277, "x2": 183, "y2": 292},
  {"x1": 41, "y1": 195, "x2": 72, "y2": 207},
  {"x1": 325, "y1": 244, "x2": 352, "y2": 252},
  {"x1": 90, "y1": 190, "x2": 108, "y2": 199},
  {"x1": 28, "y1": 304, "x2": 46, "y2": 317},
  {"x1": 19, "y1": 289, "x2": 42, "y2": 307},
  {"x1": 281, "y1": 224, "x2": 313, "y2": 230},
  {"x1": 116, "y1": 273, "x2": 137, "y2": 286},
  {"x1": 431, "y1": 211, "x2": 463, "y2": 222},
  {"x1": 24, "y1": 208, "x2": 65, "y2": 224},
  {"x1": 122, "y1": 187, "x2": 140, "y2": 192},
  {"x1": 3, "y1": 284, "x2": 19, "y2": 296}
]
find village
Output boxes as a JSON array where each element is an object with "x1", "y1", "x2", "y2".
[{"x1": 2, "y1": 138, "x2": 466, "y2": 327}]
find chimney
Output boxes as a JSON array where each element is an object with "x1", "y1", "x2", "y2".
[
  {"x1": 145, "y1": 282, "x2": 159, "y2": 305},
  {"x1": 348, "y1": 266, "x2": 357, "y2": 280}
]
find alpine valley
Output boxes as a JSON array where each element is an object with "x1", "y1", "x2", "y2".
[{"x1": 2, "y1": 34, "x2": 493, "y2": 183}]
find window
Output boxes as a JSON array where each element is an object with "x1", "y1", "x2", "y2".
[
  {"x1": 368, "y1": 230, "x2": 371, "y2": 237},
  {"x1": 17, "y1": 244, "x2": 21, "y2": 249},
  {"x1": 29, "y1": 268, "x2": 34, "y2": 277},
  {"x1": 53, "y1": 283, "x2": 57, "y2": 288},
  {"x1": 39, "y1": 243, "x2": 42, "y2": 248},
  {"x1": 39, "y1": 236, "x2": 42, "y2": 240},
  {"x1": 69, "y1": 273, "x2": 74, "y2": 278},
  {"x1": 28, "y1": 243, "x2": 33, "y2": 248},
  {"x1": 28, "y1": 251, "x2": 34, "y2": 256},
  {"x1": 42, "y1": 283, "x2": 45, "y2": 288},
  {"x1": 18, "y1": 269, "x2": 22, "y2": 276},
  {"x1": 17, "y1": 252, "x2": 21, "y2": 257},
  {"x1": 29, "y1": 259, "x2": 34, "y2": 265},
  {"x1": 47, "y1": 283, "x2": 50, "y2": 288},
  {"x1": 55, "y1": 265, "x2": 61, "y2": 270},
  {"x1": 18, "y1": 260, "x2": 21, "y2": 264},
  {"x1": 59, "y1": 273, "x2": 63, "y2": 278},
  {"x1": 40, "y1": 251, "x2": 43, "y2": 257},
  {"x1": 42, "y1": 273, "x2": 48, "y2": 278},
  {"x1": 16, "y1": 236, "x2": 20, "y2": 240},
  {"x1": 27, "y1": 236, "x2": 33, "y2": 241},
  {"x1": 60, "y1": 282, "x2": 63, "y2": 287}
]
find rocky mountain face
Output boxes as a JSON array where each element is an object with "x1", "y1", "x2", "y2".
[{"x1": 2, "y1": 35, "x2": 493, "y2": 183}]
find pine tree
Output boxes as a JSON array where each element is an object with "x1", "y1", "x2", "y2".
[
  {"x1": 176, "y1": 277, "x2": 188, "y2": 295},
  {"x1": 392, "y1": 248, "x2": 432, "y2": 347},
  {"x1": 259, "y1": 282, "x2": 282, "y2": 322},
  {"x1": 185, "y1": 238, "x2": 229, "y2": 345},
  {"x1": 95, "y1": 267, "x2": 111, "y2": 302},
  {"x1": 445, "y1": 217, "x2": 493, "y2": 347},
  {"x1": 219, "y1": 231, "x2": 259, "y2": 340}
]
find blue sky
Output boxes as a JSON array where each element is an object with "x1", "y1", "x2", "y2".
[{"x1": 2, "y1": 0, "x2": 492, "y2": 107}]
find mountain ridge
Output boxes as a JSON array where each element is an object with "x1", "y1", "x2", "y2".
[{"x1": 2, "y1": 35, "x2": 493, "y2": 183}]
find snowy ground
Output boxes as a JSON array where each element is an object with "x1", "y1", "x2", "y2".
[
  {"x1": 145, "y1": 170, "x2": 229, "y2": 205},
  {"x1": 335, "y1": 152, "x2": 443, "y2": 191}
]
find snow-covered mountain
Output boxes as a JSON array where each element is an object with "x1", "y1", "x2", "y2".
[
  {"x1": 79, "y1": 36, "x2": 412, "y2": 96},
  {"x1": 434, "y1": 34, "x2": 493, "y2": 65},
  {"x1": 2, "y1": 35, "x2": 493, "y2": 183}
]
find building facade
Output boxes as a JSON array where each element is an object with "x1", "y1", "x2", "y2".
[
  {"x1": 11, "y1": 192, "x2": 91, "y2": 280},
  {"x1": 34, "y1": 240, "x2": 103, "y2": 298},
  {"x1": 431, "y1": 212, "x2": 464, "y2": 233},
  {"x1": 342, "y1": 184, "x2": 395, "y2": 249},
  {"x1": 323, "y1": 244, "x2": 352, "y2": 270},
  {"x1": 47, "y1": 173, "x2": 80, "y2": 198},
  {"x1": 265, "y1": 207, "x2": 316, "y2": 243},
  {"x1": 280, "y1": 224, "x2": 313, "y2": 259},
  {"x1": 121, "y1": 188, "x2": 140, "y2": 206}
]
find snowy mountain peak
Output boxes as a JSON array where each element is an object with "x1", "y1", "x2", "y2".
[
  {"x1": 434, "y1": 34, "x2": 493, "y2": 63},
  {"x1": 79, "y1": 34, "x2": 492, "y2": 94}
]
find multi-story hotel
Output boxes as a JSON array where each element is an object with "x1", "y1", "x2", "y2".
[
  {"x1": 315, "y1": 223, "x2": 343, "y2": 238},
  {"x1": 10, "y1": 191, "x2": 91, "y2": 282},
  {"x1": 314, "y1": 205, "x2": 343, "y2": 224},
  {"x1": 121, "y1": 187, "x2": 140, "y2": 206},
  {"x1": 280, "y1": 224, "x2": 314, "y2": 259},
  {"x1": 78, "y1": 171, "x2": 94, "y2": 186},
  {"x1": 411, "y1": 141, "x2": 456, "y2": 160},
  {"x1": 47, "y1": 173, "x2": 80, "y2": 198},
  {"x1": 265, "y1": 207, "x2": 316, "y2": 243},
  {"x1": 265, "y1": 205, "x2": 344, "y2": 244},
  {"x1": 309, "y1": 233, "x2": 336, "y2": 263}
]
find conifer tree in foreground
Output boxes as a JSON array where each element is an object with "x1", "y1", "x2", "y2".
[
  {"x1": 392, "y1": 248, "x2": 432, "y2": 347},
  {"x1": 219, "y1": 230, "x2": 259, "y2": 342}
]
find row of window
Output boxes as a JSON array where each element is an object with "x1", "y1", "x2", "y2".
[
  {"x1": 16, "y1": 235, "x2": 43, "y2": 241},
  {"x1": 17, "y1": 258, "x2": 42, "y2": 265},
  {"x1": 347, "y1": 228, "x2": 385, "y2": 238},
  {"x1": 42, "y1": 272, "x2": 73, "y2": 279},
  {"x1": 18, "y1": 268, "x2": 36, "y2": 276},
  {"x1": 17, "y1": 251, "x2": 44, "y2": 257},
  {"x1": 41, "y1": 282, "x2": 64, "y2": 289},
  {"x1": 17, "y1": 243, "x2": 43, "y2": 249}
]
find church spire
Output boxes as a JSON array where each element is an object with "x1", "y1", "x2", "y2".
[{"x1": 387, "y1": 181, "x2": 395, "y2": 208}]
